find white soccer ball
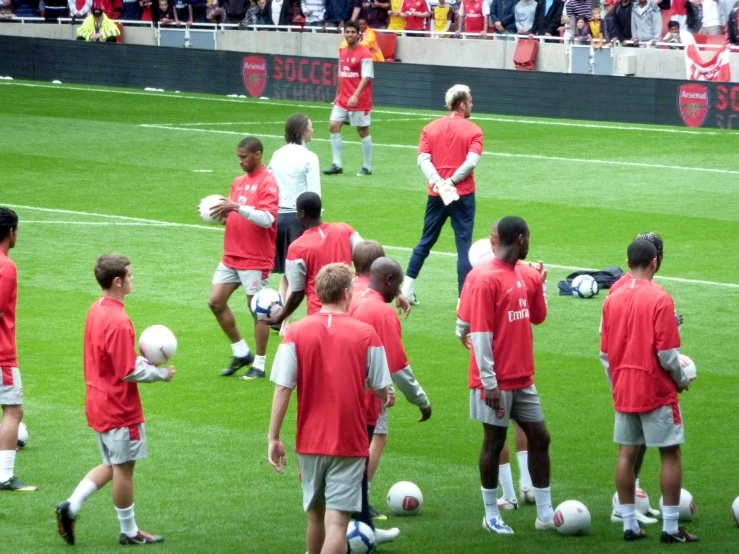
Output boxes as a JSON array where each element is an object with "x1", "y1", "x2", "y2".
[
  {"x1": 732, "y1": 496, "x2": 739, "y2": 526},
  {"x1": 138, "y1": 325, "x2": 178, "y2": 366},
  {"x1": 571, "y1": 275, "x2": 599, "y2": 298},
  {"x1": 346, "y1": 521, "x2": 375, "y2": 553},
  {"x1": 659, "y1": 489, "x2": 695, "y2": 521},
  {"x1": 553, "y1": 500, "x2": 591, "y2": 535},
  {"x1": 198, "y1": 195, "x2": 227, "y2": 224},
  {"x1": 612, "y1": 488, "x2": 650, "y2": 515},
  {"x1": 468, "y1": 238, "x2": 494, "y2": 269},
  {"x1": 679, "y1": 354, "x2": 697, "y2": 382},
  {"x1": 17, "y1": 422, "x2": 28, "y2": 448},
  {"x1": 250, "y1": 288, "x2": 284, "y2": 320},
  {"x1": 387, "y1": 481, "x2": 423, "y2": 516}
]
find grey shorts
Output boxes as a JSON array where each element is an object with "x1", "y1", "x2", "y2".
[
  {"x1": 298, "y1": 454, "x2": 364, "y2": 513},
  {"x1": 212, "y1": 262, "x2": 269, "y2": 296},
  {"x1": 614, "y1": 404, "x2": 685, "y2": 448},
  {"x1": 330, "y1": 105, "x2": 371, "y2": 127},
  {"x1": 0, "y1": 366, "x2": 23, "y2": 406},
  {"x1": 470, "y1": 386, "x2": 544, "y2": 428},
  {"x1": 96, "y1": 424, "x2": 148, "y2": 465},
  {"x1": 374, "y1": 406, "x2": 388, "y2": 435}
]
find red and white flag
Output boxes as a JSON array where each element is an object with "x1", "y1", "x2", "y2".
[{"x1": 685, "y1": 44, "x2": 731, "y2": 82}]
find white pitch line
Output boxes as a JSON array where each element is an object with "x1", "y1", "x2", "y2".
[
  {"x1": 139, "y1": 124, "x2": 739, "y2": 177},
  {"x1": 6, "y1": 203, "x2": 739, "y2": 290},
  {"x1": 162, "y1": 118, "x2": 428, "y2": 126},
  {"x1": 22, "y1": 220, "x2": 176, "y2": 227}
]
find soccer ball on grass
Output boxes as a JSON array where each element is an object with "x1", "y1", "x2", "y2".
[
  {"x1": 387, "y1": 481, "x2": 423, "y2": 516},
  {"x1": 553, "y1": 500, "x2": 591, "y2": 535},
  {"x1": 571, "y1": 275, "x2": 599, "y2": 298},
  {"x1": 346, "y1": 521, "x2": 375, "y2": 553}
]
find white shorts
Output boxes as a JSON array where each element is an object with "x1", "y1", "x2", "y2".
[
  {"x1": 470, "y1": 386, "x2": 544, "y2": 428},
  {"x1": 614, "y1": 404, "x2": 685, "y2": 448},
  {"x1": 298, "y1": 454, "x2": 364, "y2": 513},
  {"x1": 374, "y1": 406, "x2": 388, "y2": 435},
  {"x1": 212, "y1": 262, "x2": 269, "y2": 296},
  {"x1": 330, "y1": 105, "x2": 371, "y2": 128},
  {"x1": 0, "y1": 366, "x2": 23, "y2": 406},
  {"x1": 96, "y1": 424, "x2": 148, "y2": 465}
]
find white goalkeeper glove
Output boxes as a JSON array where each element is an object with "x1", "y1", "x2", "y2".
[{"x1": 433, "y1": 178, "x2": 459, "y2": 206}]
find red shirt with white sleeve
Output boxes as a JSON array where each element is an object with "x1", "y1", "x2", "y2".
[
  {"x1": 337, "y1": 44, "x2": 374, "y2": 112},
  {"x1": 222, "y1": 166, "x2": 279, "y2": 271},
  {"x1": 270, "y1": 312, "x2": 392, "y2": 457},
  {"x1": 0, "y1": 250, "x2": 18, "y2": 369},
  {"x1": 419, "y1": 113, "x2": 484, "y2": 197},
  {"x1": 83, "y1": 297, "x2": 143, "y2": 433},
  {"x1": 601, "y1": 280, "x2": 681, "y2": 413},
  {"x1": 460, "y1": 0, "x2": 490, "y2": 33},
  {"x1": 402, "y1": 0, "x2": 430, "y2": 30}
]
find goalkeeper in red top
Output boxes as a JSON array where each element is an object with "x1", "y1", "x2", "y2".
[
  {"x1": 600, "y1": 240, "x2": 697, "y2": 544},
  {"x1": 401, "y1": 84, "x2": 483, "y2": 305},
  {"x1": 324, "y1": 20, "x2": 375, "y2": 178}
]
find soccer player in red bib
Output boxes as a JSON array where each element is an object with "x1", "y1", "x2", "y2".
[
  {"x1": 0, "y1": 208, "x2": 36, "y2": 492},
  {"x1": 268, "y1": 263, "x2": 391, "y2": 554},
  {"x1": 208, "y1": 137, "x2": 279, "y2": 380},
  {"x1": 464, "y1": 216, "x2": 553, "y2": 535},
  {"x1": 324, "y1": 20, "x2": 375, "y2": 178},
  {"x1": 600, "y1": 239, "x2": 697, "y2": 543},
  {"x1": 457, "y1": 0, "x2": 490, "y2": 36},
  {"x1": 55, "y1": 254, "x2": 175, "y2": 546},
  {"x1": 401, "y1": 0, "x2": 431, "y2": 33},
  {"x1": 402, "y1": 84, "x2": 483, "y2": 305}
]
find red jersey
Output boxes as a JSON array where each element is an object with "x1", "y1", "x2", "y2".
[
  {"x1": 467, "y1": 259, "x2": 546, "y2": 391},
  {"x1": 353, "y1": 275, "x2": 370, "y2": 295},
  {"x1": 608, "y1": 272, "x2": 631, "y2": 295},
  {"x1": 285, "y1": 222, "x2": 358, "y2": 316},
  {"x1": 402, "y1": 0, "x2": 430, "y2": 30},
  {"x1": 84, "y1": 297, "x2": 143, "y2": 433},
  {"x1": 419, "y1": 114, "x2": 484, "y2": 197},
  {"x1": 601, "y1": 280, "x2": 681, "y2": 413},
  {"x1": 222, "y1": 166, "x2": 279, "y2": 271},
  {"x1": 337, "y1": 44, "x2": 374, "y2": 112},
  {"x1": 0, "y1": 250, "x2": 18, "y2": 368},
  {"x1": 671, "y1": 0, "x2": 686, "y2": 16},
  {"x1": 460, "y1": 0, "x2": 489, "y2": 33},
  {"x1": 270, "y1": 312, "x2": 391, "y2": 457}
]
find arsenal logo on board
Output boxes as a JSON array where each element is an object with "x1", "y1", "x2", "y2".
[
  {"x1": 677, "y1": 84, "x2": 710, "y2": 128},
  {"x1": 243, "y1": 56, "x2": 268, "y2": 98}
]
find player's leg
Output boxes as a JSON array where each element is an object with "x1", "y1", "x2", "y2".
[
  {"x1": 0, "y1": 367, "x2": 35, "y2": 491},
  {"x1": 367, "y1": 414, "x2": 388, "y2": 520},
  {"x1": 513, "y1": 421, "x2": 535, "y2": 503},
  {"x1": 497, "y1": 441, "x2": 519, "y2": 509},
  {"x1": 402, "y1": 197, "x2": 449, "y2": 303},
  {"x1": 275, "y1": 212, "x2": 303, "y2": 335},
  {"x1": 325, "y1": 110, "x2": 348, "y2": 175},
  {"x1": 240, "y1": 271, "x2": 271, "y2": 380},
  {"x1": 632, "y1": 444, "x2": 659, "y2": 517},
  {"x1": 613, "y1": 411, "x2": 647, "y2": 540},
  {"x1": 57, "y1": 464, "x2": 112, "y2": 545},
  {"x1": 322, "y1": 509, "x2": 352, "y2": 554},
  {"x1": 306, "y1": 505, "x2": 326, "y2": 554},
  {"x1": 355, "y1": 119, "x2": 372, "y2": 176},
  {"x1": 448, "y1": 193, "x2": 475, "y2": 295}
]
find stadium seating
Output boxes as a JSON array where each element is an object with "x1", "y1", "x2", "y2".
[{"x1": 377, "y1": 32, "x2": 397, "y2": 62}]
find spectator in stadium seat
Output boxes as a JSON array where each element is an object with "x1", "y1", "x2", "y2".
[
  {"x1": 631, "y1": 0, "x2": 661, "y2": 43},
  {"x1": 663, "y1": 19, "x2": 695, "y2": 45},
  {"x1": 224, "y1": 0, "x2": 248, "y2": 22},
  {"x1": 361, "y1": 0, "x2": 390, "y2": 28},
  {"x1": 119, "y1": 0, "x2": 141, "y2": 19},
  {"x1": 515, "y1": 0, "x2": 537, "y2": 33},
  {"x1": 567, "y1": 0, "x2": 592, "y2": 24},
  {"x1": 68, "y1": 0, "x2": 92, "y2": 19},
  {"x1": 700, "y1": 0, "x2": 726, "y2": 33},
  {"x1": 325, "y1": 0, "x2": 355, "y2": 29},
  {"x1": 589, "y1": 6, "x2": 606, "y2": 45},
  {"x1": 684, "y1": 0, "x2": 703, "y2": 32},
  {"x1": 45, "y1": 0, "x2": 69, "y2": 20},
  {"x1": 0, "y1": 0, "x2": 14, "y2": 19},
  {"x1": 387, "y1": 0, "x2": 406, "y2": 30},
  {"x1": 205, "y1": 0, "x2": 226, "y2": 21},
  {"x1": 158, "y1": 0, "x2": 176, "y2": 22},
  {"x1": 729, "y1": 0, "x2": 739, "y2": 43},
  {"x1": 612, "y1": 0, "x2": 633, "y2": 42},
  {"x1": 12, "y1": 0, "x2": 38, "y2": 17},
  {"x1": 574, "y1": 14, "x2": 591, "y2": 40},
  {"x1": 173, "y1": 0, "x2": 193, "y2": 24},
  {"x1": 604, "y1": 0, "x2": 619, "y2": 41},
  {"x1": 76, "y1": 7, "x2": 121, "y2": 41},
  {"x1": 490, "y1": 0, "x2": 516, "y2": 32},
  {"x1": 273, "y1": 0, "x2": 304, "y2": 25},
  {"x1": 533, "y1": 0, "x2": 564, "y2": 36},
  {"x1": 242, "y1": 0, "x2": 273, "y2": 26},
  {"x1": 301, "y1": 0, "x2": 326, "y2": 25}
]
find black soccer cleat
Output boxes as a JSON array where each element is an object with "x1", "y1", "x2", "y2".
[
  {"x1": 323, "y1": 164, "x2": 343, "y2": 175},
  {"x1": 660, "y1": 528, "x2": 700, "y2": 543},
  {"x1": 239, "y1": 367, "x2": 265, "y2": 380},
  {"x1": 356, "y1": 167, "x2": 372, "y2": 176},
  {"x1": 624, "y1": 527, "x2": 647, "y2": 541},
  {"x1": 120, "y1": 530, "x2": 164, "y2": 545},
  {"x1": 0, "y1": 476, "x2": 37, "y2": 491},
  {"x1": 220, "y1": 352, "x2": 255, "y2": 376},
  {"x1": 56, "y1": 501, "x2": 76, "y2": 545}
]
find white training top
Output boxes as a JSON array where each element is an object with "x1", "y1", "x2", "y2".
[{"x1": 267, "y1": 142, "x2": 322, "y2": 212}]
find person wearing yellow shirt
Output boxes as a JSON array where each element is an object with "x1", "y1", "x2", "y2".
[
  {"x1": 76, "y1": 7, "x2": 121, "y2": 42},
  {"x1": 340, "y1": 18, "x2": 386, "y2": 61},
  {"x1": 432, "y1": 0, "x2": 454, "y2": 35},
  {"x1": 387, "y1": 0, "x2": 406, "y2": 32}
]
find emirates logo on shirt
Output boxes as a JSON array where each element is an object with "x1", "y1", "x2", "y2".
[
  {"x1": 340, "y1": 71, "x2": 361, "y2": 78},
  {"x1": 242, "y1": 55, "x2": 268, "y2": 98}
]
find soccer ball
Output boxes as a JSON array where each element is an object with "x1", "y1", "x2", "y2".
[
  {"x1": 612, "y1": 487, "x2": 650, "y2": 516},
  {"x1": 553, "y1": 500, "x2": 591, "y2": 535},
  {"x1": 468, "y1": 238, "x2": 493, "y2": 269},
  {"x1": 250, "y1": 288, "x2": 283, "y2": 320},
  {"x1": 571, "y1": 275, "x2": 598, "y2": 298},
  {"x1": 732, "y1": 496, "x2": 739, "y2": 526},
  {"x1": 346, "y1": 521, "x2": 375, "y2": 553},
  {"x1": 387, "y1": 481, "x2": 423, "y2": 516},
  {"x1": 138, "y1": 325, "x2": 178, "y2": 366},
  {"x1": 17, "y1": 422, "x2": 28, "y2": 448},
  {"x1": 198, "y1": 195, "x2": 227, "y2": 224},
  {"x1": 678, "y1": 354, "x2": 697, "y2": 382},
  {"x1": 659, "y1": 489, "x2": 695, "y2": 521}
]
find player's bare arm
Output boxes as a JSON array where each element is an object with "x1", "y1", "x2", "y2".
[
  {"x1": 348, "y1": 76, "x2": 371, "y2": 108},
  {"x1": 268, "y1": 385, "x2": 292, "y2": 474}
]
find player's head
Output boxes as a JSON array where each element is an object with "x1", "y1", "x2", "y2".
[
  {"x1": 284, "y1": 113, "x2": 313, "y2": 145},
  {"x1": 344, "y1": 20, "x2": 360, "y2": 45},
  {"x1": 497, "y1": 216, "x2": 530, "y2": 260},
  {"x1": 296, "y1": 192, "x2": 322, "y2": 228},
  {"x1": 353, "y1": 240, "x2": 385, "y2": 277},
  {"x1": 315, "y1": 262, "x2": 355, "y2": 311},
  {"x1": 369, "y1": 257, "x2": 404, "y2": 303},
  {"x1": 634, "y1": 232, "x2": 663, "y2": 271},
  {"x1": 237, "y1": 136, "x2": 263, "y2": 174},
  {"x1": 0, "y1": 207, "x2": 19, "y2": 250},
  {"x1": 489, "y1": 219, "x2": 500, "y2": 254},
  {"x1": 95, "y1": 253, "x2": 132, "y2": 295},
  {"x1": 627, "y1": 240, "x2": 658, "y2": 276},
  {"x1": 445, "y1": 84, "x2": 473, "y2": 118}
]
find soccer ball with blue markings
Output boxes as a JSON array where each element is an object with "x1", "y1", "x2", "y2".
[
  {"x1": 250, "y1": 288, "x2": 283, "y2": 320},
  {"x1": 346, "y1": 521, "x2": 375, "y2": 553},
  {"x1": 571, "y1": 275, "x2": 599, "y2": 299}
]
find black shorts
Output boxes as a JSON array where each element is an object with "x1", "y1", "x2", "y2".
[{"x1": 274, "y1": 212, "x2": 304, "y2": 274}]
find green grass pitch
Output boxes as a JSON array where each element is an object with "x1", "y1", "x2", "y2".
[{"x1": 1, "y1": 80, "x2": 738, "y2": 553}]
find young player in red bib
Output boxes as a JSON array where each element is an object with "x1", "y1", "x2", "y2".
[
  {"x1": 56, "y1": 254, "x2": 175, "y2": 546},
  {"x1": 0, "y1": 208, "x2": 36, "y2": 492},
  {"x1": 324, "y1": 20, "x2": 375, "y2": 177},
  {"x1": 600, "y1": 239, "x2": 697, "y2": 544},
  {"x1": 208, "y1": 137, "x2": 279, "y2": 380},
  {"x1": 457, "y1": 0, "x2": 490, "y2": 36},
  {"x1": 268, "y1": 263, "x2": 392, "y2": 554}
]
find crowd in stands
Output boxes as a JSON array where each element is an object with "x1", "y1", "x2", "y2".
[{"x1": 1, "y1": 0, "x2": 737, "y2": 46}]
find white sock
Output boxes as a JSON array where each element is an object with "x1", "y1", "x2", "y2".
[
  {"x1": 401, "y1": 277, "x2": 415, "y2": 298},
  {"x1": 0, "y1": 450, "x2": 15, "y2": 482},
  {"x1": 67, "y1": 479, "x2": 98, "y2": 517},
  {"x1": 361, "y1": 136, "x2": 372, "y2": 170},
  {"x1": 231, "y1": 339, "x2": 249, "y2": 358},
  {"x1": 662, "y1": 505, "x2": 680, "y2": 534},
  {"x1": 253, "y1": 355, "x2": 266, "y2": 371},
  {"x1": 613, "y1": 495, "x2": 622, "y2": 516},
  {"x1": 533, "y1": 486, "x2": 553, "y2": 522},
  {"x1": 330, "y1": 133, "x2": 343, "y2": 167},
  {"x1": 116, "y1": 504, "x2": 138, "y2": 537},
  {"x1": 621, "y1": 504, "x2": 639, "y2": 533},
  {"x1": 516, "y1": 451, "x2": 532, "y2": 489},
  {"x1": 481, "y1": 487, "x2": 500, "y2": 521},
  {"x1": 498, "y1": 464, "x2": 516, "y2": 501}
]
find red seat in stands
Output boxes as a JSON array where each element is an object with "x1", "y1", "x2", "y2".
[
  {"x1": 693, "y1": 34, "x2": 708, "y2": 44},
  {"x1": 377, "y1": 32, "x2": 398, "y2": 62},
  {"x1": 704, "y1": 35, "x2": 728, "y2": 45},
  {"x1": 116, "y1": 22, "x2": 123, "y2": 43},
  {"x1": 661, "y1": 10, "x2": 670, "y2": 37}
]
